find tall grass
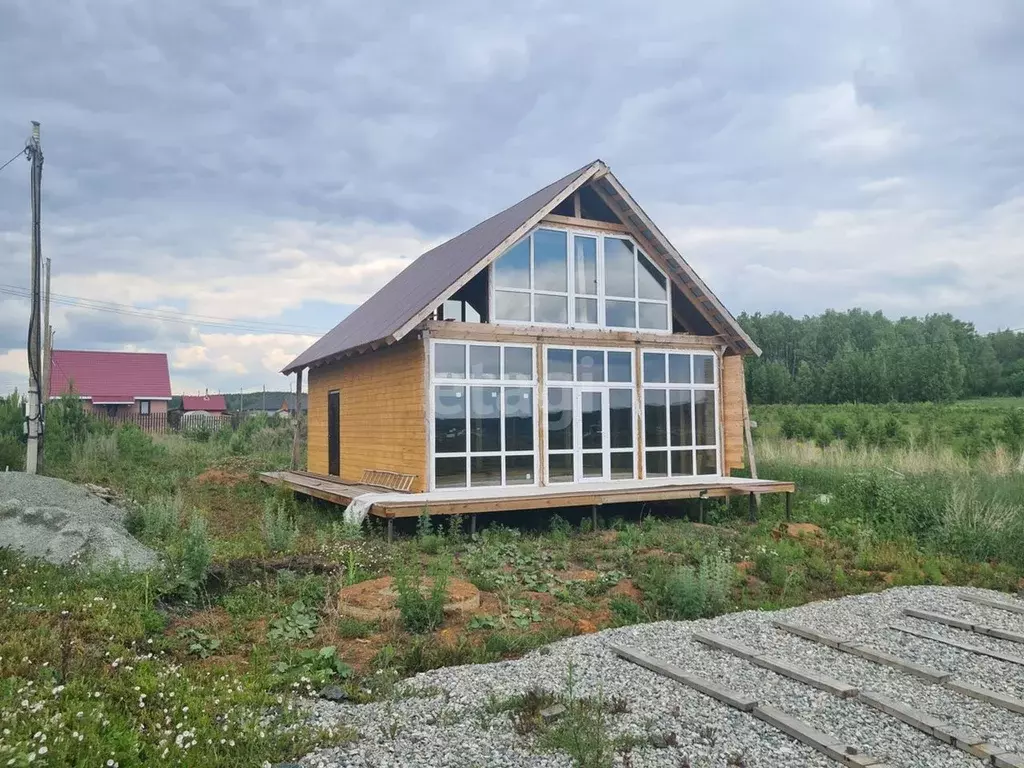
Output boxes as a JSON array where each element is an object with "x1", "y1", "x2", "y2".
[{"x1": 758, "y1": 436, "x2": 1024, "y2": 570}]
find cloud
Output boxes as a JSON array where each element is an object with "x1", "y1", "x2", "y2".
[{"x1": 1, "y1": 0, "x2": 1023, "y2": 395}]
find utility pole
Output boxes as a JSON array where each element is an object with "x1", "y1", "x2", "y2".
[
  {"x1": 39, "y1": 257, "x2": 52, "y2": 471},
  {"x1": 25, "y1": 122, "x2": 43, "y2": 475}
]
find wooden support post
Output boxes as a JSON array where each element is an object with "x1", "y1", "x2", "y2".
[
  {"x1": 698, "y1": 496, "x2": 705, "y2": 524},
  {"x1": 387, "y1": 517, "x2": 394, "y2": 544},
  {"x1": 591, "y1": 504, "x2": 598, "y2": 531},
  {"x1": 291, "y1": 368, "x2": 304, "y2": 470},
  {"x1": 470, "y1": 514, "x2": 477, "y2": 537},
  {"x1": 741, "y1": 389, "x2": 760, "y2": 512},
  {"x1": 785, "y1": 492, "x2": 792, "y2": 521},
  {"x1": 748, "y1": 492, "x2": 757, "y2": 523}
]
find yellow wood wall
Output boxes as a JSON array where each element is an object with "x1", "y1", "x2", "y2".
[
  {"x1": 720, "y1": 354, "x2": 746, "y2": 474},
  {"x1": 306, "y1": 339, "x2": 427, "y2": 491}
]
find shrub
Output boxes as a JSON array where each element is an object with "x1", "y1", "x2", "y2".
[
  {"x1": 127, "y1": 493, "x2": 182, "y2": 543},
  {"x1": 116, "y1": 423, "x2": 160, "y2": 463},
  {"x1": 43, "y1": 392, "x2": 92, "y2": 465},
  {"x1": 263, "y1": 496, "x2": 298, "y2": 553},
  {"x1": 393, "y1": 556, "x2": 450, "y2": 633},
  {"x1": 180, "y1": 515, "x2": 212, "y2": 597},
  {"x1": 651, "y1": 552, "x2": 733, "y2": 620}
]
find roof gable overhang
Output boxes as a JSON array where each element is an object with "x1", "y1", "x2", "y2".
[{"x1": 285, "y1": 160, "x2": 758, "y2": 373}]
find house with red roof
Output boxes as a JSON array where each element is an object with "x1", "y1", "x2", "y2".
[
  {"x1": 181, "y1": 393, "x2": 228, "y2": 414},
  {"x1": 48, "y1": 350, "x2": 172, "y2": 417}
]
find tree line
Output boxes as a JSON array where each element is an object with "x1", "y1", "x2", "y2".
[{"x1": 741, "y1": 309, "x2": 1024, "y2": 405}]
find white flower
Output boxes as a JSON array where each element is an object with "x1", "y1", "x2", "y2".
[{"x1": 37, "y1": 747, "x2": 47, "y2": 756}]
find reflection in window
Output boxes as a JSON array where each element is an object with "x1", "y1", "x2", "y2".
[
  {"x1": 493, "y1": 239, "x2": 530, "y2": 289},
  {"x1": 492, "y1": 229, "x2": 671, "y2": 331},
  {"x1": 604, "y1": 238, "x2": 636, "y2": 297},
  {"x1": 434, "y1": 386, "x2": 466, "y2": 454},
  {"x1": 607, "y1": 351, "x2": 632, "y2": 383},
  {"x1": 576, "y1": 350, "x2": 605, "y2": 382},
  {"x1": 470, "y1": 387, "x2": 501, "y2": 453},
  {"x1": 547, "y1": 348, "x2": 573, "y2": 381},
  {"x1": 503, "y1": 346, "x2": 533, "y2": 381},
  {"x1": 641, "y1": 348, "x2": 718, "y2": 477},
  {"x1": 495, "y1": 291, "x2": 530, "y2": 321},
  {"x1": 469, "y1": 345, "x2": 499, "y2": 380},
  {"x1": 431, "y1": 342, "x2": 536, "y2": 489},
  {"x1": 609, "y1": 389, "x2": 633, "y2": 449},
  {"x1": 547, "y1": 387, "x2": 573, "y2": 450},
  {"x1": 533, "y1": 229, "x2": 568, "y2": 291},
  {"x1": 434, "y1": 343, "x2": 466, "y2": 379}
]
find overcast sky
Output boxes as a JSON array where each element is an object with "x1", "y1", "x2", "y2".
[{"x1": 2, "y1": 0, "x2": 1023, "y2": 395}]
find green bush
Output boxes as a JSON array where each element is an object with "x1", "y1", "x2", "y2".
[
  {"x1": 263, "y1": 496, "x2": 298, "y2": 553},
  {"x1": 649, "y1": 552, "x2": 733, "y2": 620},
  {"x1": 393, "y1": 556, "x2": 450, "y2": 633},
  {"x1": 126, "y1": 493, "x2": 182, "y2": 543},
  {"x1": 180, "y1": 515, "x2": 212, "y2": 597}
]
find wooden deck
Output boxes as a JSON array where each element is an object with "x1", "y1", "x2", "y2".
[{"x1": 260, "y1": 469, "x2": 795, "y2": 519}]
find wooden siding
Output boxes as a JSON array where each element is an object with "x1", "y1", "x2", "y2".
[
  {"x1": 307, "y1": 338, "x2": 428, "y2": 491},
  {"x1": 721, "y1": 354, "x2": 746, "y2": 474}
]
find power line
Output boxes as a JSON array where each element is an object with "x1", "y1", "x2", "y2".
[
  {"x1": 0, "y1": 285, "x2": 328, "y2": 336},
  {"x1": 0, "y1": 148, "x2": 26, "y2": 175}
]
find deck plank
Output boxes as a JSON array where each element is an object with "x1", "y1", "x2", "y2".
[{"x1": 261, "y1": 470, "x2": 794, "y2": 518}]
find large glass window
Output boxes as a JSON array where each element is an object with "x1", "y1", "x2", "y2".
[
  {"x1": 431, "y1": 342, "x2": 536, "y2": 489},
  {"x1": 492, "y1": 228, "x2": 670, "y2": 331},
  {"x1": 545, "y1": 347, "x2": 636, "y2": 483},
  {"x1": 642, "y1": 351, "x2": 718, "y2": 477}
]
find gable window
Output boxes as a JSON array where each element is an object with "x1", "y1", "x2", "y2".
[
  {"x1": 139, "y1": 400, "x2": 151, "y2": 415},
  {"x1": 431, "y1": 341, "x2": 537, "y2": 490},
  {"x1": 492, "y1": 228, "x2": 669, "y2": 331},
  {"x1": 641, "y1": 350, "x2": 719, "y2": 477}
]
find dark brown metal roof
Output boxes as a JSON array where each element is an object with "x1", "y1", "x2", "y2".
[{"x1": 285, "y1": 161, "x2": 598, "y2": 372}]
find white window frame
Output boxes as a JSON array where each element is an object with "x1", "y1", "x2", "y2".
[
  {"x1": 542, "y1": 346, "x2": 637, "y2": 484},
  {"x1": 428, "y1": 340, "x2": 538, "y2": 491},
  {"x1": 490, "y1": 225, "x2": 672, "y2": 333},
  {"x1": 640, "y1": 349, "x2": 721, "y2": 478}
]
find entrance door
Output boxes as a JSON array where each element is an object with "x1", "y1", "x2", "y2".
[
  {"x1": 577, "y1": 388, "x2": 607, "y2": 481},
  {"x1": 327, "y1": 390, "x2": 340, "y2": 476}
]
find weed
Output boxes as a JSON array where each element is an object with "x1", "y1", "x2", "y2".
[
  {"x1": 393, "y1": 556, "x2": 450, "y2": 633},
  {"x1": 178, "y1": 628, "x2": 222, "y2": 659},
  {"x1": 263, "y1": 495, "x2": 299, "y2": 553},
  {"x1": 336, "y1": 615, "x2": 377, "y2": 639},
  {"x1": 180, "y1": 514, "x2": 213, "y2": 598},
  {"x1": 127, "y1": 492, "x2": 183, "y2": 543},
  {"x1": 648, "y1": 552, "x2": 733, "y2": 620},
  {"x1": 268, "y1": 599, "x2": 319, "y2": 642}
]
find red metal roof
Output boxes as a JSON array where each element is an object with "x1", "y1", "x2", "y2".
[
  {"x1": 181, "y1": 394, "x2": 227, "y2": 413},
  {"x1": 49, "y1": 350, "x2": 172, "y2": 403}
]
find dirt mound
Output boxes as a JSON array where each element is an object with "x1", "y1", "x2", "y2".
[
  {"x1": 195, "y1": 469, "x2": 249, "y2": 487},
  {"x1": 337, "y1": 576, "x2": 481, "y2": 622}
]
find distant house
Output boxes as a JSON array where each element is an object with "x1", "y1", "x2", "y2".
[
  {"x1": 49, "y1": 350, "x2": 172, "y2": 417},
  {"x1": 276, "y1": 393, "x2": 307, "y2": 418},
  {"x1": 180, "y1": 393, "x2": 228, "y2": 414}
]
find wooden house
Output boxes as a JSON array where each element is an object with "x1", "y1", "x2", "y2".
[{"x1": 267, "y1": 161, "x2": 792, "y2": 524}]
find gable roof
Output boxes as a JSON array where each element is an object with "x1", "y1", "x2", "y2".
[
  {"x1": 181, "y1": 394, "x2": 227, "y2": 413},
  {"x1": 285, "y1": 160, "x2": 757, "y2": 373},
  {"x1": 49, "y1": 350, "x2": 172, "y2": 403}
]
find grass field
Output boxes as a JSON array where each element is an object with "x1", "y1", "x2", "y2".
[{"x1": 2, "y1": 400, "x2": 1023, "y2": 767}]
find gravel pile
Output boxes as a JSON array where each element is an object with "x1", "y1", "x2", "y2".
[
  {"x1": 300, "y1": 586, "x2": 1024, "y2": 768},
  {"x1": 0, "y1": 471, "x2": 157, "y2": 571}
]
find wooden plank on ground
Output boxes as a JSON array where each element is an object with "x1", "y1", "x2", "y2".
[
  {"x1": 959, "y1": 594, "x2": 1024, "y2": 617},
  {"x1": 904, "y1": 608, "x2": 1024, "y2": 645},
  {"x1": 606, "y1": 642, "x2": 888, "y2": 766},
  {"x1": 889, "y1": 624, "x2": 1024, "y2": 667},
  {"x1": 693, "y1": 632, "x2": 859, "y2": 698},
  {"x1": 605, "y1": 642, "x2": 756, "y2": 711}
]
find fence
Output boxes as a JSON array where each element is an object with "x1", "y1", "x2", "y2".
[
  {"x1": 92, "y1": 412, "x2": 179, "y2": 433},
  {"x1": 90, "y1": 410, "x2": 298, "y2": 434}
]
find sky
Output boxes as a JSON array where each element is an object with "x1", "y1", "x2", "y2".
[{"x1": 1, "y1": 0, "x2": 1023, "y2": 396}]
